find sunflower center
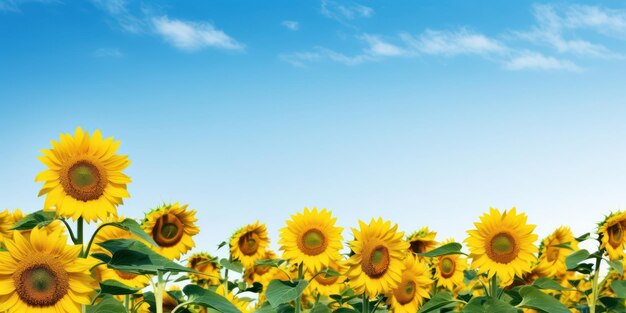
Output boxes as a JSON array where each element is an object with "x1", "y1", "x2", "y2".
[
  {"x1": 115, "y1": 270, "x2": 139, "y2": 280},
  {"x1": 153, "y1": 213, "x2": 185, "y2": 247},
  {"x1": 608, "y1": 223, "x2": 623, "y2": 248},
  {"x1": 393, "y1": 280, "x2": 416, "y2": 305},
  {"x1": 546, "y1": 246, "x2": 560, "y2": 262},
  {"x1": 409, "y1": 240, "x2": 427, "y2": 254},
  {"x1": 439, "y1": 257, "x2": 456, "y2": 278},
  {"x1": 487, "y1": 232, "x2": 519, "y2": 264},
  {"x1": 239, "y1": 232, "x2": 261, "y2": 256},
  {"x1": 362, "y1": 245, "x2": 390, "y2": 278},
  {"x1": 61, "y1": 160, "x2": 107, "y2": 202},
  {"x1": 14, "y1": 261, "x2": 69, "y2": 307},
  {"x1": 298, "y1": 228, "x2": 328, "y2": 256}
]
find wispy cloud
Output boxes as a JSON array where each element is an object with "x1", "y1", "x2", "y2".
[
  {"x1": 320, "y1": 0, "x2": 373, "y2": 21},
  {"x1": 513, "y1": 4, "x2": 625, "y2": 58},
  {"x1": 90, "y1": 0, "x2": 145, "y2": 33},
  {"x1": 281, "y1": 47, "x2": 373, "y2": 67},
  {"x1": 361, "y1": 34, "x2": 405, "y2": 57},
  {"x1": 0, "y1": 0, "x2": 58, "y2": 12},
  {"x1": 281, "y1": 20, "x2": 299, "y2": 31},
  {"x1": 93, "y1": 48, "x2": 123, "y2": 58},
  {"x1": 151, "y1": 16, "x2": 244, "y2": 51},
  {"x1": 401, "y1": 29, "x2": 506, "y2": 56},
  {"x1": 504, "y1": 52, "x2": 581, "y2": 71}
]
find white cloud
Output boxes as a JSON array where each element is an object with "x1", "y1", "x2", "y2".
[
  {"x1": 151, "y1": 16, "x2": 244, "y2": 51},
  {"x1": 361, "y1": 34, "x2": 405, "y2": 57},
  {"x1": 281, "y1": 20, "x2": 299, "y2": 31},
  {"x1": 320, "y1": 0, "x2": 373, "y2": 21},
  {"x1": 280, "y1": 47, "x2": 372, "y2": 67},
  {"x1": 504, "y1": 52, "x2": 581, "y2": 71},
  {"x1": 401, "y1": 29, "x2": 506, "y2": 56},
  {"x1": 90, "y1": 0, "x2": 145, "y2": 33},
  {"x1": 93, "y1": 48, "x2": 123, "y2": 58}
]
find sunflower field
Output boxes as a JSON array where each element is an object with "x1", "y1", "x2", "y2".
[{"x1": 1, "y1": 127, "x2": 626, "y2": 313}]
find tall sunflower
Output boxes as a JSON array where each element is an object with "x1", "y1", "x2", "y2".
[
  {"x1": 279, "y1": 207, "x2": 344, "y2": 273},
  {"x1": 0, "y1": 227, "x2": 95, "y2": 313},
  {"x1": 243, "y1": 250, "x2": 279, "y2": 287},
  {"x1": 465, "y1": 207, "x2": 538, "y2": 287},
  {"x1": 35, "y1": 127, "x2": 131, "y2": 223},
  {"x1": 535, "y1": 226, "x2": 578, "y2": 277},
  {"x1": 346, "y1": 218, "x2": 409, "y2": 298},
  {"x1": 216, "y1": 285, "x2": 252, "y2": 313},
  {"x1": 142, "y1": 203, "x2": 199, "y2": 260},
  {"x1": 91, "y1": 216, "x2": 150, "y2": 289},
  {"x1": 406, "y1": 227, "x2": 438, "y2": 255},
  {"x1": 433, "y1": 239, "x2": 468, "y2": 291},
  {"x1": 0, "y1": 209, "x2": 24, "y2": 244},
  {"x1": 230, "y1": 221, "x2": 270, "y2": 268},
  {"x1": 598, "y1": 211, "x2": 626, "y2": 260},
  {"x1": 186, "y1": 252, "x2": 221, "y2": 286},
  {"x1": 305, "y1": 260, "x2": 348, "y2": 297},
  {"x1": 386, "y1": 254, "x2": 432, "y2": 313}
]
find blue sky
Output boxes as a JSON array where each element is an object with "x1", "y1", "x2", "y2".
[{"x1": 2, "y1": 0, "x2": 626, "y2": 255}]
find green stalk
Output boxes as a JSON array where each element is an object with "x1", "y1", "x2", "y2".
[
  {"x1": 362, "y1": 294, "x2": 369, "y2": 313},
  {"x1": 124, "y1": 294, "x2": 130, "y2": 312},
  {"x1": 156, "y1": 271, "x2": 165, "y2": 313},
  {"x1": 77, "y1": 217, "x2": 86, "y2": 313},
  {"x1": 490, "y1": 275, "x2": 498, "y2": 299},
  {"x1": 590, "y1": 255, "x2": 602, "y2": 313},
  {"x1": 295, "y1": 263, "x2": 303, "y2": 313}
]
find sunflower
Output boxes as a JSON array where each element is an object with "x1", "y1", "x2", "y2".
[
  {"x1": 433, "y1": 239, "x2": 468, "y2": 291},
  {"x1": 0, "y1": 227, "x2": 94, "y2": 313},
  {"x1": 305, "y1": 260, "x2": 348, "y2": 297},
  {"x1": 243, "y1": 250, "x2": 279, "y2": 287},
  {"x1": 91, "y1": 216, "x2": 151, "y2": 289},
  {"x1": 142, "y1": 202, "x2": 199, "y2": 260},
  {"x1": 346, "y1": 218, "x2": 409, "y2": 298},
  {"x1": 598, "y1": 211, "x2": 626, "y2": 260},
  {"x1": 0, "y1": 209, "x2": 23, "y2": 244},
  {"x1": 230, "y1": 221, "x2": 270, "y2": 268},
  {"x1": 279, "y1": 207, "x2": 344, "y2": 273},
  {"x1": 186, "y1": 252, "x2": 221, "y2": 286},
  {"x1": 465, "y1": 207, "x2": 538, "y2": 287},
  {"x1": 386, "y1": 254, "x2": 432, "y2": 313},
  {"x1": 535, "y1": 226, "x2": 578, "y2": 277},
  {"x1": 406, "y1": 227, "x2": 438, "y2": 255},
  {"x1": 35, "y1": 127, "x2": 131, "y2": 223}
]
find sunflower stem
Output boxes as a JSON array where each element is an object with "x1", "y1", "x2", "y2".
[
  {"x1": 490, "y1": 275, "x2": 498, "y2": 299},
  {"x1": 156, "y1": 270, "x2": 164, "y2": 313},
  {"x1": 77, "y1": 217, "x2": 84, "y2": 246},
  {"x1": 295, "y1": 263, "x2": 303, "y2": 313},
  {"x1": 362, "y1": 294, "x2": 369, "y2": 313},
  {"x1": 82, "y1": 222, "x2": 115, "y2": 258},
  {"x1": 124, "y1": 294, "x2": 130, "y2": 312},
  {"x1": 60, "y1": 218, "x2": 79, "y2": 244},
  {"x1": 590, "y1": 254, "x2": 602, "y2": 313}
]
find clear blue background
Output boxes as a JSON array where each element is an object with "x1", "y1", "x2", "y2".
[{"x1": 2, "y1": 0, "x2": 626, "y2": 255}]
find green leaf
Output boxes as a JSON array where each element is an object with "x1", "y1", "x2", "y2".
[
  {"x1": 310, "y1": 303, "x2": 332, "y2": 313},
  {"x1": 565, "y1": 249, "x2": 590, "y2": 270},
  {"x1": 532, "y1": 278, "x2": 569, "y2": 291},
  {"x1": 112, "y1": 218, "x2": 158, "y2": 247},
  {"x1": 98, "y1": 238, "x2": 195, "y2": 275},
  {"x1": 518, "y1": 286, "x2": 570, "y2": 313},
  {"x1": 12, "y1": 210, "x2": 56, "y2": 230},
  {"x1": 265, "y1": 279, "x2": 308, "y2": 308},
  {"x1": 416, "y1": 242, "x2": 463, "y2": 258},
  {"x1": 255, "y1": 259, "x2": 286, "y2": 268},
  {"x1": 550, "y1": 242, "x2": 573, "y2": 250},
  {"x1": 599, "y1": 296, "x2": 626, "y2": 312},
  {"x1": 575, "y1": 233, "x2": 591, "y2": 242},
  {"x1": 220, "y1": 258, "x2": 244, "y2": 273},
  {"x1": 418, "y1": 292, "x2": 459, "y2": 313},
  {"x1": 184, "y1": 284, "x2": 242, "y2": 313},
  {"x1": 86, "y1": 295, "x2": 126, "y2": 313},
  {"x1": 99, "y1": 279, "x2": 143, "y2": 295},
  {"x1": 218, "y1": 241, "x2": 228, "y2": 250},
  {"x1": 608, "y1": 260, "x2": 624, "y2": 274},
  {"x1": 610, "y1": 280, "x2": 626, "y2": 298}
]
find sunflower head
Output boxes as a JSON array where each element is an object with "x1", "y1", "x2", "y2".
[
  {"x1": 142, "y1": 202, "x2": 199, "y2": 260},
  {"x1": 230, "y1": 221, "x2": 270, "y2": 268},
  {"x1": 35, "y1": 127, "x2": 131, "y2": 223},
  {"x1": 535, "y1": 226, "x2": 578, "y2": 277},
  {"x1": 0, "y1": 209, "x2": 25, "y2": 245},
  {"x1": 217, "y1": 285, "x2": 253, "y2": 313},
  {"x1": 598, "y1": 211, "x2": 626, "y2": 261},
  {"x1": 187, "y1": 252, "x2": 221, "y2": 286},
  {"x1": 305, "y1": 260, "x2": 348, "y2": 297},
  {"x1": 406, "y1": 227, "x2": 438, "y2": 255},
  {"x1": 346, "y1": 218, "x2": 409, "y2": 298},
  {"x1": 243, "y1": 249, "x2": 279, "y2": 286},
  {"x1": 0, "y1": 227, "x2": 95, "y2": 312},
  {"x1": 465, "y1": 207, "x2": 538, "y2": 287},
  {"x1": 279, "y1": 207, "x2": 344, "y2": 273},
  {"x1": 433, "y1": 238, "x2": 468, "y2": 291},
  {"x1": 386, "y1": 254, "x2": 432, "y2": 313}
]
